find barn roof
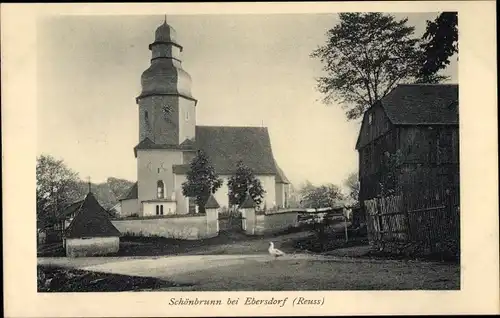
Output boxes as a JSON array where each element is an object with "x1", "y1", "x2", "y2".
[
  {"x1": 355, "y1": 84, "x2": 459, "y2": 150},
  {"x1": 64, "y1": 192, "x2": 121, "y2": 238},
  {"x1": 380, "y1": 84, "x2": 459, "y2": 125}
]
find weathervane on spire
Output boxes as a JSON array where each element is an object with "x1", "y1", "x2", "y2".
[
  {"x1": 164, "y1": 14, "x2": 167, "y2": 24},
  {"x1": 87, "y1": 176, "x2": 91, "y2": 193}
]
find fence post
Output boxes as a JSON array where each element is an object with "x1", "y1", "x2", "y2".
[
  {"x1": 403, "y1": 191, "x2": 412, "y2": 242},
  {"x1": 344, "y1": 214, "x2": 349, "y2": 242},
  {"x1": 376, "y1": 197, "x2": 383, "y2": 243}
]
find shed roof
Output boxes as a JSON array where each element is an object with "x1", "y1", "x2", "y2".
[
  {"x1": 204, "y1": 194, "x2": 220, "y2": 209},
  {"x1": 240, "y1": 195, "x2": 256, "y2": 209},
  {"x1": 64, "y1": 192, "x2": 121, "y2": 238}
]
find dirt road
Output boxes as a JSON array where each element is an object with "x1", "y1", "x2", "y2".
[{"x1": 38, "y1": 253, "x2": 459, "y2": 290}]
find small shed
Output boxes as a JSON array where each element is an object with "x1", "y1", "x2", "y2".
[
  {"x1": 63, "y1": 191, "x2": 121, "y2": 257},
  {"x1": 204, "y1": 194, "x2": 220, "y2": 235},
  {"x1": 240, "y1": 196, "x2": 256, "y2": 234},
  {"x1": 205, "y1": 194, "x2": 220, "y2": 210}
]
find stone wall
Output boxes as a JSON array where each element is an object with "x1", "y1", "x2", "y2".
[
  {"x1": 112, "y1": 211, "x2": 218, "y2": 240},
  {"x1": 65, "y1": 237, "x2": 120, "y2": 258},
  {"x1": 242, "y1": 208, "x2": 299, "y2": 236}
]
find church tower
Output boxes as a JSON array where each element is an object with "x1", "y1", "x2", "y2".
[
  {"x1": 137, "y1": 17, "x2": 197, "y2": 145},
  {"x1": 133, "y1": 18, "x2": 198, "y2": 217}
]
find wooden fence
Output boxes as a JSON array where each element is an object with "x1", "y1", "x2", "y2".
[{"x1": 364, "y1": 188, "x2": 460, "y2": 255}]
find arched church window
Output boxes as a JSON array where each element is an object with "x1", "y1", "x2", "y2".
[
  {"x1": 157, "y1": 180, "x2": 165, "y2": 199},
  {"x1": 145, "y1": 110, "x2": 149, "y2": 122}
]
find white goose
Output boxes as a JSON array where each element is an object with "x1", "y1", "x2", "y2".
[{"x1": 268, "y1": 242, "x2": 285, "y2": 259}]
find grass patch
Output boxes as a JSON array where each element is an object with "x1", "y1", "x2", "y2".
[
  {"x1": 38, "y1": 243, "x2": 65, "y2": 257},
  {"x1": 37, "y1": 265, "x2": 191, "y2": 292},
  {"x1": 288, "y1": 227, "x2": 369, "y2": 253},
  {"x1": 116, "y1": 231, "x2": 266, "y2": 256}
]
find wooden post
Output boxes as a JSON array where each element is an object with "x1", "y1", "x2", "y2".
[
  {"x1": 403, "y1": 191, "x2": 412, "y2": 242},
  {"x1": 376, "y1": 197, "x2": 383, "y2": 242},
  {"x1": 344, "y1": 215, "x2": 349, "y2": 242}
]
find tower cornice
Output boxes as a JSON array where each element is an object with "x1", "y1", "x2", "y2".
[
  {"x1": 136, "y1": 93, "x2": 198, "y2": 106},
  {"x1": 149, "y1": 41, "x2": 183, "y2": 52}
]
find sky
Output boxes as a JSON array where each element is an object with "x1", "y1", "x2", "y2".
[{"x1": 37, "y1": 13, "x2": 458, "y2": 188}]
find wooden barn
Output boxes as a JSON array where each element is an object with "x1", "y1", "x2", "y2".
[
  {"x1": 355, "y1": 84, "x2": 460, "y2": 256},
  {"x1": 356, "y1": 83, "x2": 459, "y2": 202}
]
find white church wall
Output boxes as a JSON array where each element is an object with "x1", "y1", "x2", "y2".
[
  {"x1": 210, "y1": 175, "x2": 276, "y2": 210},
  {"x1": 120, "y1": 199, "x2": 140, "y2": 217},
  {"x1": 258, "y1": 175, "x2": 276, "y2": 209},
  {"x1": 137, "y1": 149, "x2": 182, "y2": 216},
  {"x1": 143, "y1": 201, "x2": 176, "y2": 216},
  {"x1": 276, "y1": 183, "x2": 284, "y2": 208},
  {"x1": 275, "y1": 183, "x2": 291, "y2": 208},
  {"x1": 174, "y1": 174, "x2": 189, "y2": 214}
]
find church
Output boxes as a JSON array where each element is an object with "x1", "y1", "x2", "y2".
[{"x1": 120, "y1": 19, "x2": 290, "y2": 217}]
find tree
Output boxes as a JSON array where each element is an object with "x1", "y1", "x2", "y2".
[
  {"x1": 227, "y1": 161, "x2": 266, "y2": 207},
  {"x1": 311, "y1": 13, "x2": 423, "y2": 120},
  {"x1": 286, "y1": 184, "x2": 301, "y2": 208},
  {"x1": 181, "y1": 150, "x2": 223, "y2": 213},
  {"x1": 36, "y1": 155, "x2": 80, "y2": 229},
  {"x1": 416, "y1": 12, "x2": 458, "y2": 83},
  {"x1": 299, "y1": 182, "x2": 345, "y2": 208},
  {"x1": 343, "y1": 172, "x2": 360, "y2": 202},
  {"x1": 107, "y1": 177, "x2": 135, "y2": 201}
]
